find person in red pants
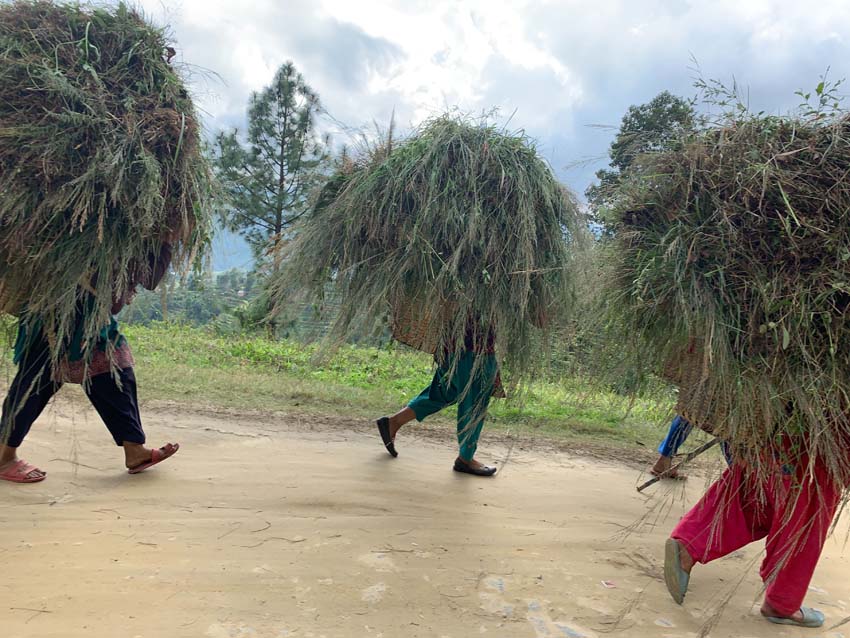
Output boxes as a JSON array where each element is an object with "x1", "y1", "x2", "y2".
[{"x1": 663, "y1": 455, "x2": 841, "y2": 629}]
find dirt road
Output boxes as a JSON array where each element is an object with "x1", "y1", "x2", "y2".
[{"x1": 2, "y1": 391, "x2": 848, "y2": 638}]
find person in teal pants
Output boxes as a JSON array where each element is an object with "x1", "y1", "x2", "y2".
[{"x1": 376, "y1": 327, "x2": 500, "y2": 477}]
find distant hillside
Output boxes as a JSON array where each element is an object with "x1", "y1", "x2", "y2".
[{"x1": 211, "y1": 228, "x2": 253, "y2": 271}]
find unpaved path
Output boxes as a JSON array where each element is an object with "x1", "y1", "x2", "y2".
[{"x1": 2, "y1": 391, "x2": 849, "y2": 638}]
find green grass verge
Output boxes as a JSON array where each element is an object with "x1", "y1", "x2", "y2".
[
  {"x1": 113, "y1": 323, "x2": 674, "y2": 446},
  {"x1": 0, "y1": 321, "x2": 677, "y2": 447}
]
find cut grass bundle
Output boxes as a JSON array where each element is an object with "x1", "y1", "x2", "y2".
[
  {"x1": 273, "y1": 114, "x2": 582, "y2": 386},
  {"x1": 611, "y1": 107, "x2": 850, "y2": 485},
  {"x1": 0, "y1": 1, "x2": 211, "y2": 366}
]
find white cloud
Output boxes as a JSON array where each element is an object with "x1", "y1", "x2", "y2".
[
  {"x1": 136, "y1": 0, "x2": 850, "y2": 191},
  {"x1": 131, "y1": 0, "x2": 850, "y2": 267},
  {"x1": 310, "y1": 0, "x2": 584, "y2": 125}
]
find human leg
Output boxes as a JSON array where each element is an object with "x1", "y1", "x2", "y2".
[
  {"x1": 376, "y1": 359, "x2": 458, "y2": 457},
  {"x1": 652, "y1": 415, "x2": 694, "y2": 478},
  {"x1": 455, "y1": 352, "x2": 497, "y2": 463},
  {"x1": 85, "y1": 367, "x2": 178, "y2": 471},
  {"x1": 760, "y1": 467, "x2": 840, "y2": 621},
  {"x1": 665, "y1": 465, "x2": 771, "y2": 604},
  {"x1": 0, "y1": 338, "x2": 60, "y2": 482}
]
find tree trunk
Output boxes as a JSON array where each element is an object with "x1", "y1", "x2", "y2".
[
  {"x1": 266, "y1": 234, "x2": 281, "y2": 339},
  {"x1": 160, "y1": 278, "x2": 168, "y2": 322}
]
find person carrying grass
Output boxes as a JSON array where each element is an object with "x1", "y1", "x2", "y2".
[
  {"x1": 663, "y1": 441, "x2": 840, "y2": 629},
  {"x1": 274, "y1": 116, "x2": 582, "y2": 476},
  {"x1": 0, "y1": 243, "x2": 179, "y2": 483},
  {"x1": 376, "y1": 318, "x2": 500, "y2": 476}
]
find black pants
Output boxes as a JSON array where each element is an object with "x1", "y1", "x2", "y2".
[{"x1": 1, "y1": 337, "x2": 146, "y2": 448}]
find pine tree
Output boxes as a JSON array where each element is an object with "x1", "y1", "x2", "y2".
[{"x1": 214, "y1": 61, "x2": 328, "y2": 332}]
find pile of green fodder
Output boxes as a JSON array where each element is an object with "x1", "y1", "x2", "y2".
[
  {"x1": 611, "y1": 108, "x2": 850, "y2": 484},
  {"x1": 0, "y1": 1, "x2": 212, "y2": 366},
  {"x1": 274, "y1": 114, "x2": 583, "y2": 385}
]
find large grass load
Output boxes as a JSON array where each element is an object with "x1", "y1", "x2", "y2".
[
  {"x1": 0, "y1": 0, "x2": 211, "y2": 366},
  {"x1": 274, "y1": 115, "x2": 582, "y2": 384},
  {"x1": 611, "y1": 104, "x2": 850, "y2": 484}
]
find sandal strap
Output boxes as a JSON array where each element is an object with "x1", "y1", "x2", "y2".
[{"x1": 5, "y1": 459, "x2": 38, "y2": 477}]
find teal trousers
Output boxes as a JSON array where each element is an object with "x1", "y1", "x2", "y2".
[{"x1": 408, "y1": 351, "x2": 498, "y2": 461}]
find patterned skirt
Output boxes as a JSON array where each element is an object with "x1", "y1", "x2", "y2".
[{"x1": 55, "y1": 342, "x2": 135, "y2": 384}]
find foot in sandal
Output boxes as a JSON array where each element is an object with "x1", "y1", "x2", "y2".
[
  {"x1": 761, "y1": 602, "x2": 824, "y2": 628},
  {"x1": 126, "y1": 442, "x2": 180, "y2": 474},
  {"x1": 0, "y1": 457, "x2": 46, "y2": 483}
]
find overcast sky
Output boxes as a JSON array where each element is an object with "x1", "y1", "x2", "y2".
[{"x1": 137, "y1": 0, "x2": 850, "y2": 267}]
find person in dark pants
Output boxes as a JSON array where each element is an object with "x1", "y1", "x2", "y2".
[{"x1": 0, "y1": 244, "x2": 178, "y2": 483}]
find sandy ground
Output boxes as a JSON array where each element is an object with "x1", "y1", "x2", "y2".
[{"x1": 2, "y1": 391, "x2": 849, "y2": 638}]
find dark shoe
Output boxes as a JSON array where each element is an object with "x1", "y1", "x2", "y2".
[
  {"x1": 453, "y1": 458, "x2": 497, "y2": 476},
  {"x1": 376, "y1": 417, "x2": 398, "y2": 457}
]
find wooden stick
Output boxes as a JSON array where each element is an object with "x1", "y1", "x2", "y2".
[{"x1": 636, "y1": 437, "x2": 721, "y2": 493}]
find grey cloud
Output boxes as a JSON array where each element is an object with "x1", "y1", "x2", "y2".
[
  {"x1": 158, "y1": 0, "x2": 850, "y2": 200},
  {"x1": 145, "y1": 0, "x2": 850, "y2": 266},
  {"x1": 154, "y1": 0, "x2": 403, "y2": 138},
  {"x1": 287, "y1": 18, "x2": 404, "y2": 91},
  {"x1": 505, "y1": 1, "x2": 850, "y2": 197}
]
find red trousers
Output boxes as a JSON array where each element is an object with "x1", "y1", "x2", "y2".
[{"x1": 671, "y1": 463, "x2": 841, "y2": 616}]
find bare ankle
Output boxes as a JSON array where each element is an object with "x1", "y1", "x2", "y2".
[
  {"x1": 760, "y1": 602, "x2": 801, "y2": 620},
  {"x1": 0, "y1": 445, "x2": 19, "y2": 465},
  {"x1": 653, "y1": 455, "x2": 672, "y2": 473},
  {"x1": 123, "y1": 443, "x2": 150, "y2": 466},
  {"x1": 678, "y1": 543, "x2": 694, "y2": 572}
]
